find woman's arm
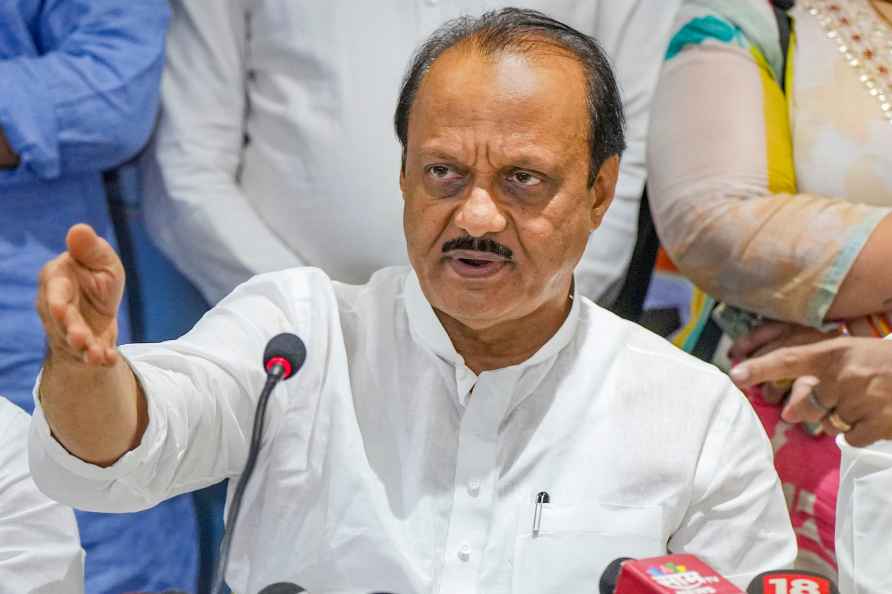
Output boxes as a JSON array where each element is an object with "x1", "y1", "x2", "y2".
[{"x1": 647, "y1": 13, "x2": 892, "y2": 327}]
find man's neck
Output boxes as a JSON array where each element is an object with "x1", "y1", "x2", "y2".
[{"x1": 435, "y1": 289, "x2": 574, "y2": 375}]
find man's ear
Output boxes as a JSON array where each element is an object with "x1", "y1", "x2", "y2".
[
  {"x1": 399, "y1": 158, "x2": 407, "y2": 201},
  {"x1": 588, "y1": 155, "x2": 619, "y2": 229}
]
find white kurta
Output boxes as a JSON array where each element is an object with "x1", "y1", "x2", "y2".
[
  {"x1": 836, "y1": 438, "x2": 892, "y2": 594},
  {"x1": 29, "y1": 267, "x2": 794, "y2": 594},
  {"x1": 0, "y1": 397, "x2": 84, "y2": 594}
]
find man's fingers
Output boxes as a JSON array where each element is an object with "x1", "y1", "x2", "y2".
[
  {"x1": 781, "y1": 376, "x2": 826, "y2": 423},
  {"x1": 103, "y1": 347, "x2": 119, "y2": 366},
  {"x1": 63, "y1": 305, "x2": 93, "y2": 350},
  {"x1": 46, "y1": 276, "x2": 75, "y2": 322},
  {"x1": 66, "y1": 224, "x2": 119, "y2": 272},
  {"x1": 84, "y1": 342, "x2": 107, "y2": 366}
]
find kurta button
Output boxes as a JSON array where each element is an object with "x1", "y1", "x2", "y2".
[
  {"x1": 458, "y1": 544, "x2": 471, "y2": 562},
  {"x1": 467, "y1": 480, "x2": 481, "y2": 497}
]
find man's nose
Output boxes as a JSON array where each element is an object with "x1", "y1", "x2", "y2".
[{"x1": 454, "y1": 186, "x2": 507, "y2": 238}]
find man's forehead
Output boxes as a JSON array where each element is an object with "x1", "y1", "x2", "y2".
[
  {"x1": 420, "y1": 42, "x2": 585, "y2": 99},
  {"x1": 418, "y1": 131, "x2": 567, "y2": 170},
  {"x1": 406, "y1": 46, "x2": 588, "y2": 159}
]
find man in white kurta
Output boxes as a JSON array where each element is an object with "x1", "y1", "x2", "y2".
[
  {"x1": 30, "y1": 9, "x2": 795, "y2": 594},
  {"x1": 29, "y1": 266, "x2": 796, "y2": 593},
  {"x1": 0, "y1": 397, "x2": 84, "y2": 594}
]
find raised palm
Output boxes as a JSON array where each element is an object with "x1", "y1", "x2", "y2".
[{"x1": 36, "y1": 224, "x2": 125, "y2": 366}]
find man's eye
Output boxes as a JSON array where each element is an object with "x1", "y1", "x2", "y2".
[
  {"x1": 427, "y1": 165, "x2": 460, "y2": 180},
  {"x1": 508, "y1": 170, "x2": 541, "y2": 187}
]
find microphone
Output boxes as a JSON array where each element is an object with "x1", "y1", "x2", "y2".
[
  {"x1": 599, "y1": 557, "x2": 632, "y2": 594},
  {"x1": 210, "y1": 333, "x2": 308, "y2": 594},
  {"x1": 600, "y1": 554, "x2": 743, "y2": 593},
  {"x1": 746, "y1": 570, "x2": 839, "y2": 594},
  {"x1": 258, "y1": 584, "x2": 306, "y2": 594}
]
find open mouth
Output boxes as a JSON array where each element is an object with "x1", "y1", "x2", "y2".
[
  {"x1": 459, "y1": 258, "x2": 491, "y2": 268},
  {"x1": 446, "y1": 251, "x2": 510, "y2": 278}
]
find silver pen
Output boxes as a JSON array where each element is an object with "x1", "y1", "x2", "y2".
[{"x1": 532, "y1": 491, "x2": 550, "y2": 536}]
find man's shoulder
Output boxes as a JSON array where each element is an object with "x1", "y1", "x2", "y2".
[
  {"x1": 331, "y1": 266, "x2": 410, "y2": 311},
  {"x1": 225, "y1": 266, "x2": 409, "y2": 334},
  {"x1": 242, "y1": 265, "x2": 337, "y2": 292},
  {"x1": 577, "y1": 299, "x2": 731, "y2": 395}
]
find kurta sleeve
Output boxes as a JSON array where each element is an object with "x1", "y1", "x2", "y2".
[
  {"x1": 647, "y1": 1, "x2": 891, "y2": 326},
  {"x1": 140, "y1": 0, "x2": 300, "y2": 305},
  {"x1": 668, "y1": 380, "x2": 796, "y2": 588},
  {"x1": 836, "y1": 435, "x2": 892, "y2": 594},
  {"x1": 0, "y1": 398, "x2": 84, "y2": 594},
  {"x1": 28, "y1": 268, "x2": 333, "y2": 513},
  {"x1": 0, "y1": 0, "x2": 169, "y2": 183}
]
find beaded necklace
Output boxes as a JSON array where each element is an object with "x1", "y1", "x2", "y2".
[{"x1": 802, "y1": 0, "x2": 892, "y2": 123}]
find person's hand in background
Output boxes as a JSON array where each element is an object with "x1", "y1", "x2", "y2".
[
  {"x1": 728, "y1": 320, "x2": 834, "y2": 403},
  {"x1": 730, "y1": 337, "x2": 892, "y2": 448}
]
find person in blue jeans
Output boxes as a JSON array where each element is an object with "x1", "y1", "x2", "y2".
[{"x1": 0, "y1": 2, "x2": 199, "y2": 592}]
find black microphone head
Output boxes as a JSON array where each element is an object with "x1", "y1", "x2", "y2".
[
  {"x1": 257, "y1": 583, "x2": 305, "y2": 594},
  {"x1": 598, "y1": 557, "x2": 632, "y2": 594},
  {"x1": 263, "y1": 333, "x2": 307, "y2": 380},
  {"x1": 747, "y1": 570, "x2": 839, "y2": 594}
]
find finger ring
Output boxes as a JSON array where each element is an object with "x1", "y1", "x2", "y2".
[
  {"x1": 827, "y1": 411, "x2": 853, "y2": 433},
  {"x1": 807, "y1": 389, "x2": 833, "y2": 416}
]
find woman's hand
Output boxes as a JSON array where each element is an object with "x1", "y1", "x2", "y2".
[
  {"x1": 730, "y1": 337, "x2": 892, "y2": 448},
  {"x1": 728, "y1": 321, "x2": 835, "y2": 403}
]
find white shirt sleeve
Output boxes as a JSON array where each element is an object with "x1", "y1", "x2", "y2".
[
  {"x1": 836, "y1": 437, "x2": 892, "y2": 594},
  {"x1": 28, "y1": 269, "x2": 332, "y2": 513},
  {"x1": 141, "y1": 0, "x2": 301, "y2": 305},
  {"x1": 0, "y1": 398, "x2": 84, "y2": 594},
  {"x1": 669, "y1": 380, "x2": 797, "y2": 588},
  {"x1": 574, "y1": 0, "x2": 680, "y2": 304}
]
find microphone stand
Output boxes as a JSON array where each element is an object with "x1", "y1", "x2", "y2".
[{"x1": 210, "y1": 364, "x2": 287, "y2": 594}]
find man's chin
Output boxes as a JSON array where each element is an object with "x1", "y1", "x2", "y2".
[{"x1": 430, "y1": 291, "x2": 518, "y2": 330}]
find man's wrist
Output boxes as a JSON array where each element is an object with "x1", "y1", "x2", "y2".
[{"x1": 43, "y1": 337, "x2": 92, "y2": 370}]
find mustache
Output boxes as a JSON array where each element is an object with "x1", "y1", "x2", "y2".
[{"x1": 441, "y1": 235, "x2": 513, "y2": 260}]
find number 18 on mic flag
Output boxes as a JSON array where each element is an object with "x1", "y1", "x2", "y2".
[{"x1": 746, "y1": 570, "x2": 839, "y2": 594}]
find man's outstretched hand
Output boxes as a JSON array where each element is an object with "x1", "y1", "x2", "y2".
[{"x1": 37, "y1": 224, "x2": 125, "y2": 366}]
